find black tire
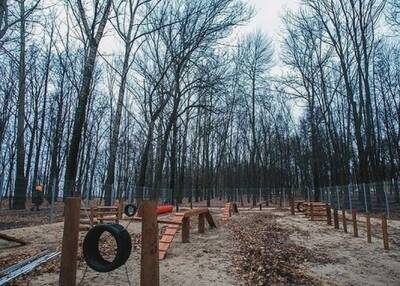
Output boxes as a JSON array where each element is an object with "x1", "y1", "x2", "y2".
[
  {"x1": 297, "y1": 202, "x2": 304, "y2": 212},
  {"x1": 124, "y1": 204, "x2": 137, "y2": 217},
  {"x1": 83, "y1": 224, "x2": 132, "y2": 273}
]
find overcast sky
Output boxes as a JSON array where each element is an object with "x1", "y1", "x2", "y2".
[{"x1": 240, "y1": 0, "x2": 300, "y2": 38}]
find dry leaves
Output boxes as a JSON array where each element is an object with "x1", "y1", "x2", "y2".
[{"x1": 228, "y1": 213, "x2": 330, "y2": 285}]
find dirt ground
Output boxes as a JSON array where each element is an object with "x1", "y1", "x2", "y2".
[{"x1": 1, "y1": 207, "x2": 400, "y2": 285}]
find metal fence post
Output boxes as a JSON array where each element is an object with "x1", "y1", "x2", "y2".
[
  {"x1": 383, "y1": 181, "x2": 390, "y2": 219},
  {"x1": 348, "y1": 184, "x2": 352, "y2": 212},
  {"x1": 362, "y1": 183, "x2": 368, "y2": 213},
  {"x1": 336, "y1": 186, "x2": 340, "y2": 210}
]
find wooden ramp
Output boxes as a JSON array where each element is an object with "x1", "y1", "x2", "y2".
[
  {"x1": 221, "y1": 203, "x2": 232, "y2": 221},
  {"x1": 159, "y1": 213, "x2": 184, "y2": 260}
]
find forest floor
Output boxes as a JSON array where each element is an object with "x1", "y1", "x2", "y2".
[{"x1": 1, "y1": 206, "x2": 400, "y2": 285}]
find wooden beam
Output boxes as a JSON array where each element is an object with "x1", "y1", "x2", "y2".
[
  {"x1": 342, "y1": 209, "x2": 347, "y2": 233},
  {"x1": 382, "y1": 214, "x2": 389, "y2": 250},
  {"x1": 333, "y1": 208, "x2": 339, "y2": 229},
  {"x1": 140, "y1": 200, "x2": 159, "y2": 286},
  {"x1": 198, "y1": 213, "x2": 205, "y2": 233},
  {"x1": 0, "y1": 233, "x2": 27, "y2": 246},
  {"x1": 182, "y1": 217, "x2": 190, "y2": 243},
  {"x1": 352, "y1": 210, "x2": 358, "y2": 237},
  {"x1": 326, "y1": 204, "x2": 332, "y2": 225},
  {"x1": 366, "y1": 213, "x2": 372, "y2": 243},
  {"x1": 59, "y1": 197, "x2": 81, "y2": 286}
]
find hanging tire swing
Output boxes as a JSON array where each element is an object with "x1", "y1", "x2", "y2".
[
  {"x1": 124, "y1": 204, "x2": 137, "y2": 217},
  {"x1": 83, "y1": 224, "x2": 132, "y2": 273}
]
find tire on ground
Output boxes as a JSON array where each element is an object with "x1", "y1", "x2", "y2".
[{"x1": 83, "y1": 223, "x2": 132, "y2": 272}]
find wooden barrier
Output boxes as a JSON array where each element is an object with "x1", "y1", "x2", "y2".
[
  {"x1": 366, "y1": 213, "x2": 372, "y2": 243},
  {"x1": 158, "y1": 208, "x2": 216, "y2": 260},
  {"x1": 342, "y1": 209, "x2": 347, "y2": 233},
  {"x1": 352, "y1": 210, "x2": 358, "y2": 237},
  {"x1": 303, "y1": 202, "x2": 327, "y2": 221},
  {"x1": 80, "y1": 202, "x2": 123, "y2": 231},
  {"x1": 140, "y1": 201, "x2": 159, "y2": 286},
  {"x1": 333, "y1": 208, "x2": 339, "y2": 229},
  {"x1": 382, "y1": 214, "x2": 389, "y2": 250},
  {"x1": 59, "y1": 197, "x2": 81, "y2": 286}
]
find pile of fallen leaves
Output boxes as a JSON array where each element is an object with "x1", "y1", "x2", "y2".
[{"x1": 228, "y1": 214, "x2": 330, "y2": 285}]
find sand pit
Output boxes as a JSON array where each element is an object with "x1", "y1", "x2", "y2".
[{"x1": 1, "y1": 207, "x2": 400, "y2": 285}]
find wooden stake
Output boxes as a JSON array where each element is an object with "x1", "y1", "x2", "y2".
[
  {"x1": 290, "y1": 196, "x2": 295, "y2": 215},
  {"x1": 366, "y1": 213, "x2": 372, "y2": 243},
  {"x1": 140, "y1": 200, "x2": 159, "y2": 286},
  {"x1": 310, "y1": 203, "x2": 314, "y2": 221},
  {"x1": 326, "y1": 204, "x2": 332, "y2": 225},
  {"x1": 198, "y1": 213, "x2": 205, "y2": 233},
  {"x1": 352, "y1": 210, "x2": 358, "y2": 237},
  {"x1": 59, "y1": 197, "x2": 81, "y2": 286},
  {"x1": 333, "y1": 208, "x2": 339, "y2": 229},
  {"x1": 342, "y1": 209, "x2": 347, "y2": 233},
  {"x1": 182, "y1": 217, "x2": 190, "y2": 243},
  {"x1": 382, "y1": 214, "x2": 389, "y2": 250}
]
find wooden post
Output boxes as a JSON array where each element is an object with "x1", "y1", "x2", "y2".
[
  {"x1": 290, "y1": 196, "x2": 295, "y2": 215},
  {"x1": 366, "y1": 213, "x2": 372, "y2": 243},
  {"x1": 382, "y1": 214, "x2": 389, "y2": 250},
  {"x1": 259, "y1": 203, "x2": 262, "y2": 211},
  {"x1": 310, "y1": 203, "x2": 314, "y2": 221},
  {"x1": 59, "y1": 197, "x2": 81, "y2": 286},
  {"x1": 140, "y1": 200, "x2": 159, "y2": 286},
  {"x1": 342, "y1": 209, "x2": 347, "y2": 233},
  {"x1": 326, "y1": 204, "x2": 332, "y2": 225},
  {"x1": 198, "y1": 213, "x2": 205, "y2": 233},
  {"x1": 182, "y1": 217, "x2": 190, "y2": 243},
  {"x1": 352, "y1": 210, "x2": 358, "y2": 237},
  {"x1": 117, "y1": 199, "x2": 124, "y2": 221},
  {"x1": 89, "y1": 206, "x2": 96, "y2": 225},
  {"x1": 333, "y1": 208, "x2": 339, "y2": 229}
]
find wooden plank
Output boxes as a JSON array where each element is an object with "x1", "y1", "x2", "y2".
[
  {"x1": 140, "y1": 200, "x2": 159, "y2": 286},
  {"x1": 310, "y1": 203, "x2": 314, "y2": 221},
  {"x1": 159, "y1": 242, "x2": 169, "y2": 251},
  {"x1": 160, "y1": 235, "x2": 174, "y2": 243},
  {"x1": 60, "y1": 197, "x2": 81, "y2": 286},
  {"x1": 183, "y1": 208, "x2": 209, "y2": 217}
]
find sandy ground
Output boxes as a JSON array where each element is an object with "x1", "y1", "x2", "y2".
[
  {"x1": 271, "y1": 209, "x2": 400, "y2": 286},
  {"x1": 1, "y1": 207, "x2": 400, "y2": 285},
  {"x1": 1, "y1": 210, "x2": 236, "y2": 286}
]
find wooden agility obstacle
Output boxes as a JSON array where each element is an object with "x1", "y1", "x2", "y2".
[
  {"x1": 79, "y1": 200, "x2": 123, "y2": 231},
  {"x1": 302, "y1": 202, "x2": 328, "y2": 221},
  {"x1": 159, "y1": 208, "x2": 216, "y2": 260}
]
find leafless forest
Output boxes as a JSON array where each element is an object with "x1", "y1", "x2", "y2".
[{"x1": 0, "y1": 0, "x2": 400, "y2": 210}]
